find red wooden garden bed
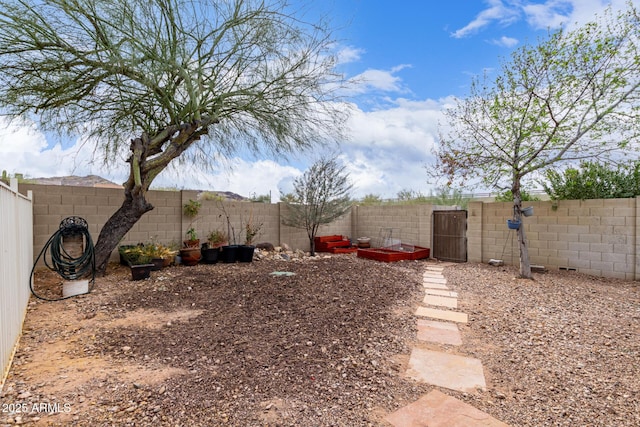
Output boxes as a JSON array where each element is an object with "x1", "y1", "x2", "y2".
[
  {"x1": 314, "y1": 235, "x2": 354, "y2": 253},
  {"x1": 357, "y1": 246, "x2": 430, "y2": 262}
]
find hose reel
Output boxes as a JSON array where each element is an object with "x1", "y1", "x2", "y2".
[{"x1": 30, "y1": 216, "x2": 96, "y2": 301}]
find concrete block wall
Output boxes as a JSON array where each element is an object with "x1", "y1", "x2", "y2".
[
  {"x1": 352, "y1": 204, "x2": 432, "y2": 248},
  {"x1": 20, "y1": 184, "x2": 352, "y2": 264},
  {"x1": 467, "y1": 198, "x2": 638, "y2": 280},
  {"x1": 19, "y1": 182, "x2": 640, "y2": 279}
]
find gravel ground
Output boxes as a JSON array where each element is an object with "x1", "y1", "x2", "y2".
[
  {"x1": 445, "y1": 263, "x2": 640, "y2": 427},
  {"x1": 1, "y1": 255, "x2": 638, "y2": 426}
]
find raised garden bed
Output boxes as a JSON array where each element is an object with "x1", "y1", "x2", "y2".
[
  {"x1": 357, "y1": 246, "x2": 430, "y2": 262},
  {"x1": 315, "y1": 235, "x2": 353, "y2": 253}
]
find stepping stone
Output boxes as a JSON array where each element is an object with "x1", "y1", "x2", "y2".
[
  {"x1": 423, "y1": 294, "x2": 457, "y2": 309},
  {"x1": 416, "y1": 319, "x2": 462, "y2": 346},
  {"x1": 415, "y1": 307, "x2": 468, "y2": 323},
  {"x1": 425, "y1": 289, "x2": 458, "y2": 298},
  {"x1": 423, "y1": 277, "x2": 448, "y2": 285},
  {"x1": 406, "y1": 348, "x2": 487, "y2": 393},
  {"x1": 422, "y1": 282, "x2": 449, "y2": 290},
  {"x1": 423, "y1": 271, "x2": 445, "y2": 278},
  {"x1": 385, "y1": 390, "x2": 509, "y2": 427}
]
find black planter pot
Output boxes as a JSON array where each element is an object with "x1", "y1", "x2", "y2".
[
  {"x1": 238, "y1": 245, "x2": 255, "y2": 263},
  {"x1": 220, "y1": 245, "x2": 240, "y2": 263},
  {"x1": 151, "y1": 258, "x2": 164, "y2": 271},
  {"x1": 130, "y1": 264, "x2": 153, "y2": 281},
  {"x1": 201, "y1": 247, "x2": 220, "y2": 264}
]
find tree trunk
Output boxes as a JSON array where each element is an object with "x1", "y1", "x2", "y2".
[
  {"x1": 92, "y1": 121, "x2": 211, "y2": 274},
  {"x1": 94, "y1": 191, "x2": 154, "y2": 273},
  {"x1": 513, "y1": 187, "x2": 532, "y2": 279}
]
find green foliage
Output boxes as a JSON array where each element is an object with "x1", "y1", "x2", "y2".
[
  {"x1": 0, "y1": 171, "x2": 34, "y2": 185},
  {"x1": 359, "y1": 194, "x2": 384, "y2": 205},
  {"x1": 249, "y1": 193, "x2": 272, "y2": 203},
  {"x1": 542, "y1": 161, "x2": 640, "y2": 200},
  {"x1": 494, "y1": 189, "x2": 541, "y2": 202},
  {"x1": 207, "y1": 230, "x2": 228, "y2": 245},
  {"x1": 200, "y1": 192, "x2": 225, "y2": 202},
  {"x1": 396, "y1": 189, "x2": 430, "y2": 204},
  {"x1": 182, "y1": 199, "x2": 201, "y2": 218},
  {"x1": 119, "y1": 245, "x2": 152, "y2": 266},
  {"x1": 186, "y1": 227, "x2": 198, "y2": 241},
  {"x1": 428, "y1": 187, "x2": 471, "y2": 208},
  {"x1": 281, "y1": 156, "x2": 353, "y2": 255}
]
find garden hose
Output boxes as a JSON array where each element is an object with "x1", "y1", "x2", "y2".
[{"x1": 29, "y1": 216, "x2": 96, "y2": 301}]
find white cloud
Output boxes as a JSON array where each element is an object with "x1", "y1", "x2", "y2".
[
  {"x1": 338, "y1": 97, "x2": 451, "y2": 198},
  {"x1": 451, "y1": 0, "x2": 521, "y2": 38},
  {"x1": 454, "y1": 0, "x2": 631, "y2": 38},
  {"x1": 523, "y1": 1, "x2": 574, "y2": 29},
  {"x1": 0, "y1": 118, "x2": 48, "y2": 154},
  {"x1": 347, "y1": 65, "x2": 412, "y2": 95},
  {"x1": 336, "y1": 46, "x2": 364, "y2": 65},
  {"x1": 490, "y1": 35, "x2": 519, "y2": 47}
]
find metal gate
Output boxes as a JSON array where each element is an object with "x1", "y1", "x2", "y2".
[{"x1": 432, "y1": 210, "x2": 467, "y2": 262}]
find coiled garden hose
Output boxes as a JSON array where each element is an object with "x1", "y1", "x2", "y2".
[{"x1": 29, "y1": 216, "x2": 96, "y2": 301}]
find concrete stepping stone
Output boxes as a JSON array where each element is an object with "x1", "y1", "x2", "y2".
[
  {"x1": 423, "y1": 280, "x2": 448, "y2": 289},
  {"x1": 423, "y1": 271, "x2": 445, "y2": 278},
  {"x1": 423, "y1": 276, "x2": 447, "y2": 284},
  {"x1": 384, "y1": 390, "x2": 509, "y2": 427},
  {"x1": 406, "y1": 348, "x2": 487, "y2": 393},
  {"x1": 423, "y1": 294, "x2": 457, "y2": 309},
  {"x1": 416, "y1": 319, "x2": 462, "y2": 346},
  {"x1": 424, "y1": 289, "x2": 458, "y2": 298},
  {"x1": 415, "y1": 307, "x2": 467, "y2": 323}
]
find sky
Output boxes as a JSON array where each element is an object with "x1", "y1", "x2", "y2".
[{"x1": 0, "y1": 0, "x2": 634, "y2": 201}]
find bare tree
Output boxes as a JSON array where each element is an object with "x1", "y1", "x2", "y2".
[
  {"x1": 435, "y1": 2, "x2": 640, "y2": 278},
  {"x1": 0, "y1": 0, "x2": 348, "y2": 272},
  {"x1": 281, "y1": 156, "x2": 353, "y2": 255}
]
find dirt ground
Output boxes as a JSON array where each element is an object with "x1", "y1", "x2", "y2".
[{"x1": 1, "y1": 255, "x2": 639, "y2": 426}]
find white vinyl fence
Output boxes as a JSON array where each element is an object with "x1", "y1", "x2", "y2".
[{"x1": 0, "y1": 179, "x2": 33, "y2": 390}]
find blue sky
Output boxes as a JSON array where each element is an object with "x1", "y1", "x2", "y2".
[{"x1": 0, "y1": 0, "x2": 633, "y2": 200}]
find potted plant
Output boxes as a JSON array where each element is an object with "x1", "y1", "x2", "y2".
[
  {"x1": 142, "y1": 242, "x2": 176, "y2": 270},
  {"x1": 182, "y1": 199, "x2": 201, "y2": 248},
  {"x1": 180, "y1": 229, "x2": 202, "y2": 266},
  {"x1": 120, "y1": 245, "x2": 154, "y2": 280},
  {"x1": 207, "y1": 229, "x2": 228, "y2": 248},
  {"x1": 183, "y1": 227, "x2": 200, "y2": 248},
  {"x1": 238, "y1": 219, "x2": 262, "y2": 263},
  {"x1": 201, "y1": 230, "x2": 228, "y2": 264}
]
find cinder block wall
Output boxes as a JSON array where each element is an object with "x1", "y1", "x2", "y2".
[
  {"x1": 20, "y1": 184, "x2": 354, "y2": 264},
  {"x1": 20, "y1": 183, "x2": 640, "y2": 280},
  {"x1": 467, "y1": 198, "x2": 638, "y2": 280},
  {"x1": 352, "y1": 204, "x2": 433, "y2": 248}
]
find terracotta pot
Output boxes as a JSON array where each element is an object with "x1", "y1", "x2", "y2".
[
  {"x1": 180, "y1": 248, "x2": 201, "y2": 266},
  {"x1": 183, "y1": 239, "x2": 200, "y2": 249}
]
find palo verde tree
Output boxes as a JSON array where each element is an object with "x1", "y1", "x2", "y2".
[
  {"x1": 280, "y1": 156, "x2": 353, "y2": 256},
  {"x1": 0, "y1": 0, "x2": 348, "y2": 273},
  {"x1": 435, "y1": 2, "x2": 640, "y2": 278}
]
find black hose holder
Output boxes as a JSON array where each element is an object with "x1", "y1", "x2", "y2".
[{"x1": 30, "y1": 216, "x2": 96, "y2": 301}]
